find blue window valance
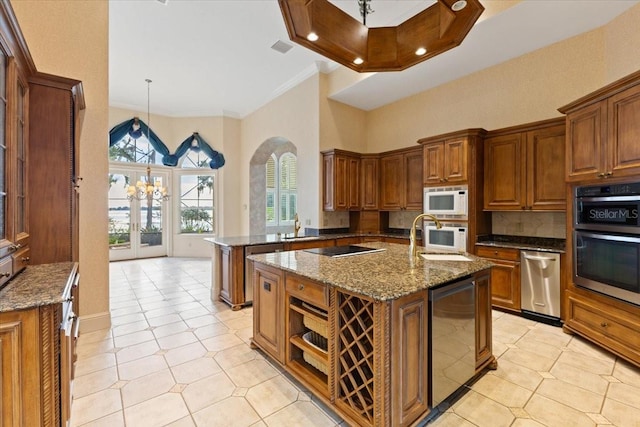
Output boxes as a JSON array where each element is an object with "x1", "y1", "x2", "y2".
[
  {"x1": 109, "y1": 118, "x2": 225, "y2": 169},
  {"x1": 167, "y1": 132, "x2": 225, "y2": 169}
]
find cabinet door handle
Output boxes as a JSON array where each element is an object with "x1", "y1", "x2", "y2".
[
  {"x1": 298, "y1": 284, "x2": 304, "y2": 291},
  {"x1": 0, "y1": 272, "x2": 10, "y2": 278},
  {"x1": 597, "y1": 172, "x2": 606, "y2": 178},
  {"x1": 600, "y1": 322, "x2": 608, "y2": 328},
  {"x1": 263, "y1": 282, "x2": 271, "y2": 292},
  {"x1": 22, "y1": 256, "x2": 30, "y2": 263}
]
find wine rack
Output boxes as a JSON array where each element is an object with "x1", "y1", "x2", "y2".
[{"x1": 336, "y1": 292, "x2": 375, "y2": 424}]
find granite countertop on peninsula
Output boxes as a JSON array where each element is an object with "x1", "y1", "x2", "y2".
[
  {"x1": 205, "y1": 232, "x2": 411, "y2": 247},
  {"x1": 476, "y1": 235, "x2": 566, "y2": 253},
  {"x1": 0, "y1": 262, "x2": 77, "y2": 313},
  {"x1": 247, "y1": 242, "x2": 492, "y2": 301}
]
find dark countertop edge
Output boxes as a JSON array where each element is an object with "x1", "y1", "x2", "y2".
[
  {"x1": 205, "y1": 232, "x2": 414, "y2": 248},
  {"x1": 0, "y1": 262, "x2": 77, "y2": 313},
  {"x1": 248, "y1": 242, "x2": 494, "y2": 302},
  {"x1": 475, "y1": 235, "x2": 566, "y2": 253}
]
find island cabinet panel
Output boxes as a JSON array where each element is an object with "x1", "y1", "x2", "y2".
[
  {"x1": 476, "y1": 246, "x2": 521, "y2": 313},
  {"x1": 390, "y1": 291, "x2": 429, "y2": 427},
  {"x1": 252, "y1": 262, "x2": 285, "y2": 364},
  {"x1": 474, "y1": 271, "x2": 493, "y2": 370},
  {"x1": 217, "y1": 245, "x2": 245, "y2": 310}
]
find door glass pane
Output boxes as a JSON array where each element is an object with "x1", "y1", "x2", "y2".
[
  {"x1": 140, "y1": 197, "x2": 163, "y2": 246},
  {"x1": 108, "y1": 173, "x2": 132, "y2": 250},
  {"x1": 0, "y1": 50, "x2": 6, "y2": 241},
  {"x1": 16, "y1": 82, "x2": 25, "y2": 234}
]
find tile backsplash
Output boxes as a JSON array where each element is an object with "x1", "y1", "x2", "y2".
[{"x1": 491, "y1": 211, "x2": 566, "y2": 238}]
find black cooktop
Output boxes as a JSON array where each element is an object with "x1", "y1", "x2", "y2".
[{"x1": 304, "y1": 245, "x2": 385, "y2": 258}]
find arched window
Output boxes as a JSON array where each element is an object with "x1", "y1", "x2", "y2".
[
  {"x1": 266, "y1": 152, "x2": 297, "y2": 226},
  {"x1": 109, "y1": 118, "x2": 168, "y2": 165}
]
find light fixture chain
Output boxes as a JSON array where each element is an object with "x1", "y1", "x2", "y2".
[{"x1": 358, "y1": 0, "x2": 373, "y2": 26}]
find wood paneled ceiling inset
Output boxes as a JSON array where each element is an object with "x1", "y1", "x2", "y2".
[{"x1": 278, "y1": 0, "x2": 484, "y2": 72}]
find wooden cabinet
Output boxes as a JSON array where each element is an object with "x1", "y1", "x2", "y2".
[
  {"x1": 252, "y1": 262, "x2": 285, "y2": 363},
  {"x1": 285, "y1": 238, "x2": 334, "y2": 251},
  {"x1": 423, "y1": 138, "x2": 467, "y2": 185},
  {"x1": 565, "y1": 289, "x2": 640, "y2": 367},
  {"x1": 322, "y1": 149, "x2": 360, "y2": 211},
  {"x1": 380, "y1": 146, "x2": 423, "y2": 211},
  {"x1": 360, "y1": 154, "x2": 379, "y2": 210},
  {"x1": 474, "y1": 270, "x2": 493, "y2": 370},
  {"x1": 28, "y1": 75, "x2": 83, "y2": 264},
  {"x1": 391, "y1": 291, "x2": 429, "y2": 426},
  {"x1": 484, "y1": 118, "x2": 566, "y2": 211},
  {"x1": 0, "y1": 264, "x2": 79, "y2": 427},
  {"x1": 560, "y1": 71, "x2": 640, "y2": 182},
  {"x1": 476, "y1": 246, "x2": 521, "y2": 312},
  {"x1": 217, "y1": 245, "x2": 245, "y2": 310}
]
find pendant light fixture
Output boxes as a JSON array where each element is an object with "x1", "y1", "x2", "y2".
[{"x1": 279, "y1": 0, "x2": 484, "y2": 72}]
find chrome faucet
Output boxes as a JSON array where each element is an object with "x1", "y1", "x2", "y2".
[
  {"x1": 293, "y1": 213, "x2": 301, "y2": 237},
  {"x1": 409, "y1": 213, "x2": 442, "y2": 260}
]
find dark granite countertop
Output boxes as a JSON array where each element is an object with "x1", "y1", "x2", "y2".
[
  {"x1": 0, "y1": 262, "x2": 77, "y2": 312},
  {"x1": 476, "y1": 235, "x2": 566, "y2": 253},
  {"x1": 205, "y1": 232, "x2": 411, "y2": 248},
  {"x1": 247, "y1": 242, "x2": 493, "y2": 301}
]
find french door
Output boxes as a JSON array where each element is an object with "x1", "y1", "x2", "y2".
[{"x1": 108, "y1": 166, "x2": 170, "y2": 261}]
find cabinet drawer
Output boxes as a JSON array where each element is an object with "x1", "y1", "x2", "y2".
[
  {"x1": 476, "y1": 246, "x2": 520, "y2": 261},
  {"x1": 286, "y1": 274, "x2": 328, "y2": 309},
  {"x1": 12, "y1": 246, "x2": 30, "y2": 274},
  {"x1": 566, "y1": 293, "x2": 640, "y2": 362},
  {"x1": 0, "y1": 256, "x2": 13, "y2": 288}
]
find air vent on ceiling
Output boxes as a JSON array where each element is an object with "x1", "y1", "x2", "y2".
[
  {"x1": 156, "y1": 0, "x2": 168, "y2": 4},
  {"x1": 271, "y1": 40, "x2": 294, "y2": 54}
]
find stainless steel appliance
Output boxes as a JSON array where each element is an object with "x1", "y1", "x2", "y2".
[
  {"x1": 429, "y1": 277, "x2": 475, "y2": 407},
  {"x1": 521, "y1": 250, "x2": 561, "y2": 325},
  {"x1": 574, "y1": 182, "x2": 640, "y2": 306},
  {"x1": 424, "y1": 186, "x2": 468, "y2": 219},
  {"x1": 304, "y1": 245, "x2": 385, "y2": 257},
  {"x1": 423, "y1": 222, "x2": 467, "y2": 252}
]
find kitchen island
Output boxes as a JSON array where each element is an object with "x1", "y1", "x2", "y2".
[{"x1": 247, "y1": 242, "x2": 496, "y2": 427}]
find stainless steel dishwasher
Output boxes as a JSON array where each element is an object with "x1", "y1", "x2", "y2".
[
  {"x1": 430, "y1": 277, "x2": 476, "y2": 407},
  {"x1": 521, "y1": 250, "x2": 561, "y2": 326}
]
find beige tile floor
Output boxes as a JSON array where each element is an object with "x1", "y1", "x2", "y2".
[{"x1": 71, "y1": 257, "x2": 640, "y2": 427}]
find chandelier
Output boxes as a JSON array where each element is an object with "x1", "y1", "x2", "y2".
[
  {"x1": 278, "y1": 0, "x2": 484, "y2": 72},
  {"x1": 127, "y1": 165, "x2": 169, "y2": 202},
  {"x1": 126, "y1": 79, "x2": 169, "y2": 202}
]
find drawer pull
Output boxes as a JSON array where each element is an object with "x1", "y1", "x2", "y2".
[
  {"x1": 22, "y1": 256, "x2": 30, "y2": 263},
  {"x1": 298, "y1": 284, "x2": 304, "y2": 291},
  {"x1": 600, "y1": 322, "x2": 608, "y2": 328},
  {"x1": 263, "y1": 281, "x2": 271, "y2": 292},
  {"x1": 1, "y1": 272, "x2": 10, "y2": 278}
]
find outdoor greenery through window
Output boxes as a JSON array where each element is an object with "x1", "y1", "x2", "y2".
[
  {"x1": 109, "y1": 133, "x2": 163, "y2": 164},
  {"x1": 179, "y1": 150, "x2": 214, "y2": 234},
  {"x1": 266, "y1": 152, "x2": 297, "y2": 225}
]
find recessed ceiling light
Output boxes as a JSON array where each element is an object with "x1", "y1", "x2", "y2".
[
  {"x1": 307, "y1": 32, "x2": 319, "y2": 42},
  {"x1": 415, "y1": 47, "x2": 427, "y2": 56},
  {"x1": 452, "y1": 0, "x2": 467, "y2": 11},
  {"x1": 354, "y1": 57, "x2": 364, "y2": 65}
]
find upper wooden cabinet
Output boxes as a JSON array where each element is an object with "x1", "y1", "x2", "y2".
[
  {"x1": 322, "y1": 149, "x2": 360, "y2": 211},
  {"x1": 560, "y1": 70, "x2": 640, "y2": 183},
  {"x1": 359, "y1": 154, "x2": 379, "y2": 210},
  {"x1": 422, "y1": 138, "x2": 467, "y2": 186},
  {"x1": 379, "y1": 146, "x2": 423, "y2": 211},
  {"x1": 484, "y1": 118, "x2": 566, "y2": 211}
]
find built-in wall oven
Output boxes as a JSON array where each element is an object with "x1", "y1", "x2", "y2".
[{"x1": 574, "y1": 182, "x2": 640, "y2": 305}]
